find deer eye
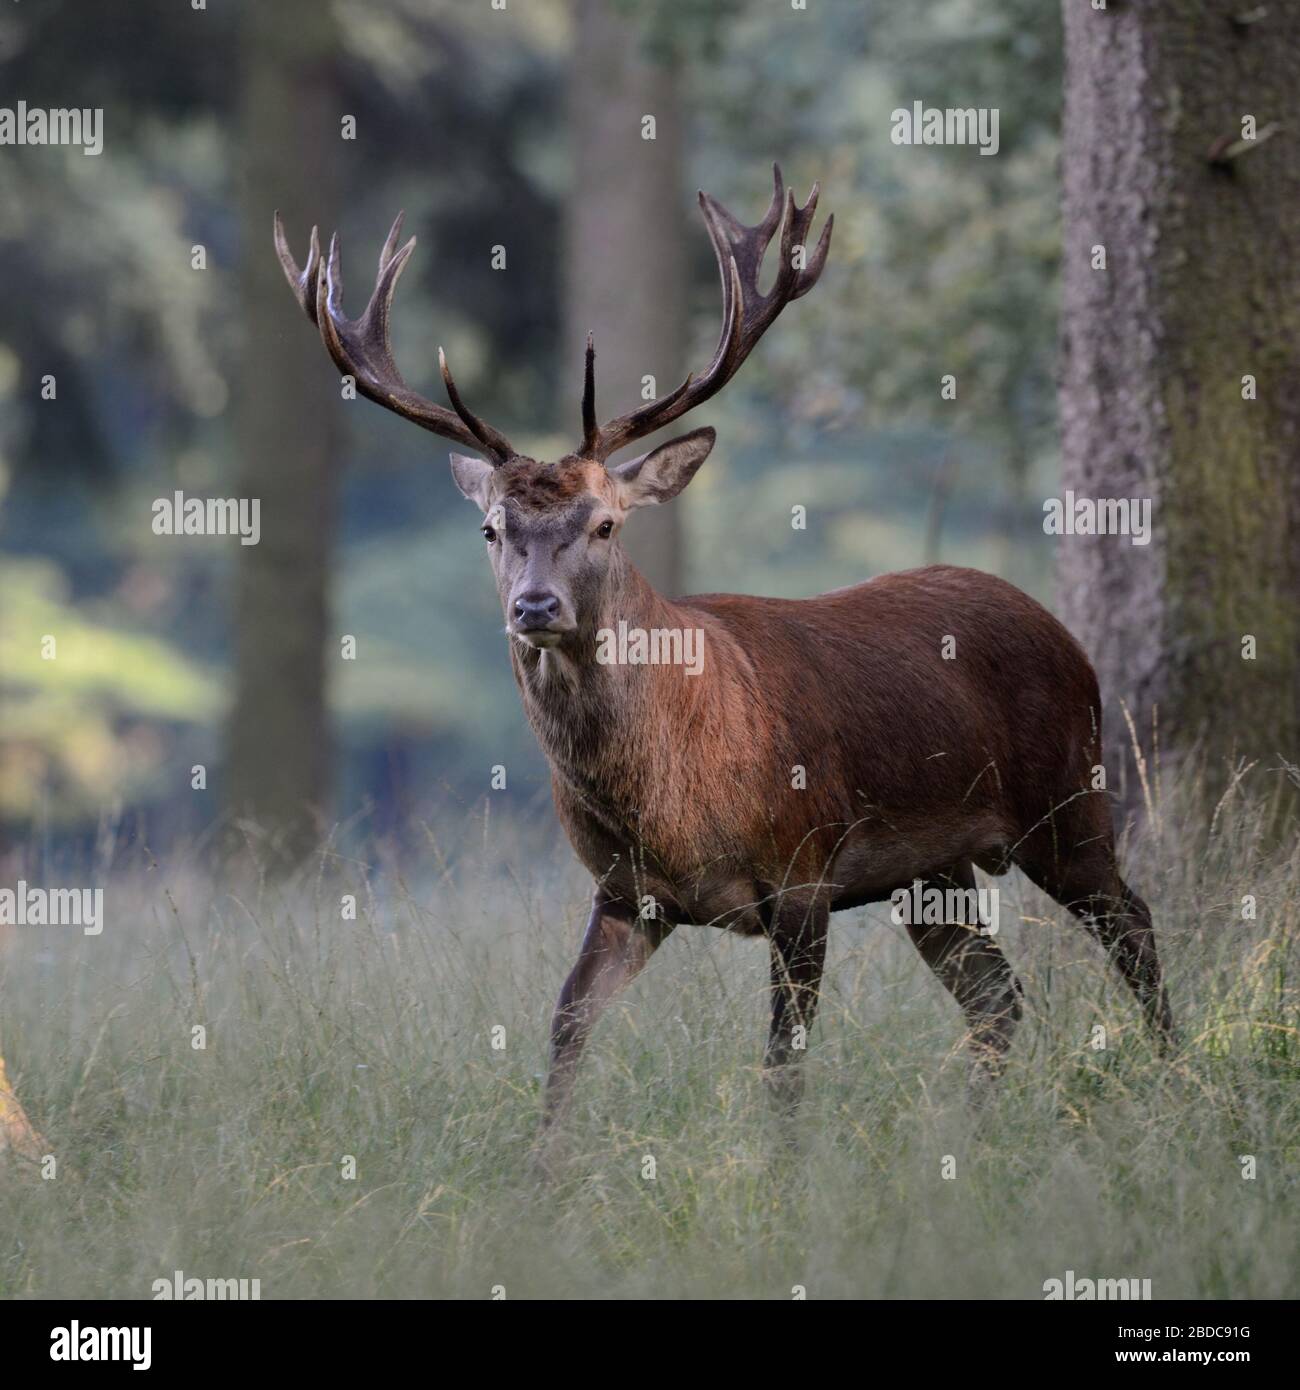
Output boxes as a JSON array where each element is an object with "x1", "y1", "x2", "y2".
[
  {"x1": 594, "y1": 519, "x2": 615, "y2": 540},
  {"x1": 482, "y1": 524, "x2": 498, "y2": 544}
]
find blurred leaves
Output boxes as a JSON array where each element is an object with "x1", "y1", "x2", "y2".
[
  {"x1": 0, "y1": 0, "x2": 1064, "y2": 834},
  {"x1": 0, "y1": 557, "x2": 220, "y2": 822}
]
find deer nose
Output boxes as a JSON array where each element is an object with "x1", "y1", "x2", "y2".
[{"x1": 514, "y1": 591, "x2": 560, "y2": 629}]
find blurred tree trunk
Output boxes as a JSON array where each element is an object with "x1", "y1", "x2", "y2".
[
  {"x1": 227, "y1": 2, "x2": 341, "y2": 864},
  {"x1": 565, "y1": 0, "x2": 687, "y2": 595},
  {"x1": 1058, "y1": 0, "x2": 1300, "y2": 812}
]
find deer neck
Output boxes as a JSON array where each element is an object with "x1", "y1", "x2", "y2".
[{"x1": 510, "y1": 554, "x2": 693, "y2": 818}]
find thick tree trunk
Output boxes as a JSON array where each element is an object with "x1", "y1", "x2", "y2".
[
  {"x1": 1058, "y1": 0, "x2": 1300, "y2": 811},
  {"x1": 565, "y1": 0, "x2": 687, "y2": 595},
  {"x1": 227, "y1": 2, "x2": 341, "y2": 863}
]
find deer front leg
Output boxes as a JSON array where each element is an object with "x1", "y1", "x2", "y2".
[
  {"x1": 539, "y1": 889, "x2": 670, "y2": 1143},
  {"x1": 763, "y1": 896, "x2": 829, "y2": 1116}
]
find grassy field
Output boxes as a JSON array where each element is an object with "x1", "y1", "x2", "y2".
[{"x1": 1, "y1": 769, "x2": 1297, "y2": 1300}]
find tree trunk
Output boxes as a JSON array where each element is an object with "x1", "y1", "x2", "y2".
[
  {"x1": 565, "y1": 0, "x2": 687, "y2": 595},
  {"x1": 227, "y1": 2, "x2": 341, "y2": 864},
  {"x1": 1058, "y1": 0, "x2": 1300, "y2": 812}
]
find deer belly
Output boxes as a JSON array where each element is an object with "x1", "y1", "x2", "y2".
[
  {"x1": 824, "y1": 809, "x2": 1015, "y2": 904},
  {"x1": 570, "y1": 841, "x2": 765, "y2": 934},
  {"x1": 635, "y1": 865, "x2": 767, "y2": 934}
]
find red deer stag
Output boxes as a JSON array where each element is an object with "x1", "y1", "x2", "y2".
[{"x1": 275, "y1": 165, "x2": 1175, "y2": 1145}]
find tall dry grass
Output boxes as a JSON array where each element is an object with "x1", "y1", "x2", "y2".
[{"x1": 1, "y1": 763, "x2": 1296, "y2": 1298}]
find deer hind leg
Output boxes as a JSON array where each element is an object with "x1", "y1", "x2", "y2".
[
  {"x1": 905, "y1": 862, "x2": 1023, "y2": 1097},
  {"x1": 1012, "y1": 795, "x2": 1175, "y2": 1050},
  {"x1": 763, "y1": 895, "x2": 829, "y2": 1115},
  {"x1": 539, "y1": 889, "x2": 671, "y2": 1144}
]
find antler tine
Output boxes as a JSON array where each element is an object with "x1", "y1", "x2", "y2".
[
  {"x1": 275, "y1": 213, "x2": 514, "y2": 463},
  {"x1": 778, "y1": 181, "x2": 834, "y2": 302},
  {"x1": 273, "y1": 211, "x2": 322, "y2": 325},
  {"x1": 610, "y1": 252, "x2": 744, "y2": 443},
  {"x1": 378, "y1": 210, "x2": 405, "y2": 274},
  {"x1": 439, "y1": 346, "x2": 516, "y2": 460},
  {"x1": 792, "y1": 203, "x2": 834, "y2": 301},
  {"x1": 581, "y1": 332, "x2": 598, "y2": 455},
  {"x1": 582, "y1": 163, "x2": 832, "y2": 462},
  {"x1": 698, "y1": 162, "x2": 785, "y2": 305}
]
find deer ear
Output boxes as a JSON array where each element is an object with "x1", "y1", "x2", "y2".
[
  {"x1": 449, "y1": 453, "x2": 496, "y2": 512},
  {"x1": 609, "y1": 427, "x2": 716, "y2": 508}
]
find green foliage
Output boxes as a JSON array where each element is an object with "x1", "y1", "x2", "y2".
[
  {"x1": 693, "y1": 0, "x2": 1062, "y2": 456},
  {"x1": 0, "y1": 558, "x2": 220, "y2": 823},
  {"x1": 0, "y1": 0, "x2": 1067, "y2": 833},
  {"x1": 610, "y1": 0, "x2": 748, "y2": 63}
]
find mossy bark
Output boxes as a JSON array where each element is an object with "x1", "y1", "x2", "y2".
[{"x1": 1058, "y1": 0, "x2": 1300, "y2": 811}]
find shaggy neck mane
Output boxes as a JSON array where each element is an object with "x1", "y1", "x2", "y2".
[{"x1": 508, "y1": 551, "x2": 731, "y2": 836}]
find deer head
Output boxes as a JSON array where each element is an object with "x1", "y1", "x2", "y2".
[{"x1": 274, "y1": 165, "x2": 832, "y2": 649}]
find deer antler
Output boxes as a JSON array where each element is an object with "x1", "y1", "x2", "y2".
[
  {"x1": 581, "y1": 164, "x2": 832, "y2": 462},
  {"x1": 273, "y1": 211, "x2": 515, "y2": 463}
]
